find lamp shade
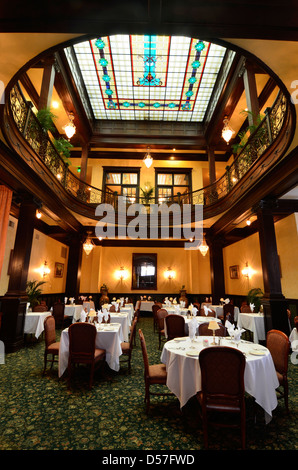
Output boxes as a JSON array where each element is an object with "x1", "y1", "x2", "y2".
[
  {"x1": 83, "y1": 234, "x2": 94, "y2": 255},
  {"x1": 208, "y1": 320, "x2": 220, "y2": 331},
  {"x1": 143, "y1": 148, "x2": 153, "y2": 168}
]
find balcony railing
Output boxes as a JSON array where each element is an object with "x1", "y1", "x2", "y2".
[{"x1": 7, "y1": 82, "x2": 290, "y2": 213}]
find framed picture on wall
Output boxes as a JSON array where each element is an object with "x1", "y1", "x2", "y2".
[
  {"x1": 54, "y1": 262, "x2": 64, "y2": 278},
  {"x1": 229, "y1": 265, "x2": 239, "y2": 279}
]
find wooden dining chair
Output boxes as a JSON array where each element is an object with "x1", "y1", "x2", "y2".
[
  {"x1": 266, "y1": 329, "x2": 290, "y2": 413},
  {"x1": 138, "y1": 329, "x2": 172, "y2": 414},
  {"x1": 120, "y1": 317, "x2": 138, "y2": 373},
  {"x1": 152, "y1": 304, "x2": 161, "y2": 332},
  {"x1": 198, "y1": 346, "x2": 246, "y2": 449},
  {"x1": 198, "y1": 322, "x2": 227, "y2": 337},
  {"x1": 52, "y1": 302, "x2": 71, "y2": 329},
  {"x1": 156, "y1": 308, "x2": 168, "y2": 349},
  {"x1": 164, "y1": 314, "x2": 185, "y2": 340},
  {"x1": 219, "y1": 303, "x2": 235, "y2": 324},
  {"x1": 68, "y1": 322, "x2": 106, "y2": 389},
  {"x1": 109, "y1": 305, "x2": 116, "y2": 312},
  {"x1": 43, "y1": 316, "x2": 60, "y2": 375}
]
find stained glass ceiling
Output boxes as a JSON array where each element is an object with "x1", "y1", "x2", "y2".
[{"x1": 67, "y1": 35, "x2": 228, "y2": 122}]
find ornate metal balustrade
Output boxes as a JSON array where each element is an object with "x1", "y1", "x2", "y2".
[{"x1": 7, "y1": 82, "x2": 290, "y2": 215}]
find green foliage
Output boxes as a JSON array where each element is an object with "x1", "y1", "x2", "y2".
[
  {"x1": 26, "y1": 280, "x2": 46, "y2": 308},
  {"x1": 53, "y1": 137, "x2": 73, "y2": 165},
  {"x1": 232, "y1": 110, "x2": 265, "y2": 155},
  {"x1": 140, "y1": 183, "x2": 154, "y2": 204},
  {"x1": 247, "y1": 287, "x2": 264, "y2": 312},
  {"x1": 36, "y1": 108, "x2": 57, "y2": 133}
]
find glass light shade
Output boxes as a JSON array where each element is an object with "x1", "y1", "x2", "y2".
[
  {"x1": 116, "y1": 267, "x2": 128, "y2": 280},
  {"x1": 42, "y1": 261, "x2": 50, "y2": 278},
  {"x1": 63, "y1": 113, "x2": 76, "y2": 139},
  {"x1": 198, "y1": 240, "x2": 209, "y2": 256},
  {"x1": 222, "y1": 117, "x2": 234, "y2": 143},
  {"x1": 166, "y1": 268, "x2": 175, "y2": 280},
  {"x1": 143, "y1": 152, "x2": 153, "y2": 168},
  {"x1": 83, "y1": 237, "x2": 94, "y2": 255}
]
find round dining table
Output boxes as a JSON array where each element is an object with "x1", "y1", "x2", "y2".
[{"x1": 160, "y1": 336, "x2": 279, "y2": 423}]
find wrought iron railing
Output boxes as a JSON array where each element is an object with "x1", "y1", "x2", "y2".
[{"x1": 9, "y1": 82, "x2": 289, "y2": 210}]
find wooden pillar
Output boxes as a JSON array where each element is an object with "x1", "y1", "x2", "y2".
[
  {"x1": 39, "y1": 60, "x2": 56, "y2": 110},
  {"x1": 80, "y1": 143, "x2": 89, "y2": 183},
  {"x1": 0, "y1": 194, "x2": 37, "y2": 352},
  {"x1": 243, "y1": 61, "x2": 259, "y2": 127},
  {"x1": 207, "y1": 236, "x2": 225, "y2": 304},
  {"x1": 207, "y1": 146, "x2": 216, "y2": 184},
  {"x1": 255, "y1": 199, "x2": 289, "y2": 336},
  {"x1": 65, "y1": 234, "x2": 83, "y2": 299}
]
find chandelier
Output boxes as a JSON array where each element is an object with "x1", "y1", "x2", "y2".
[
  {"x1": 221, "y1": 115, "x2": 234, "y2": 143},
  {"x1": 198, "y1": 237, "x2": 209, "y2": 256},
  {"x1": 83, "y1": 232, "x2": 94, "y2": 255},
  {"x1": 143, "y1": 147, "x2": 153, "y2": 168},
  {"x1": 63, "y1": 112, "x2": 76, "y2": 139}
]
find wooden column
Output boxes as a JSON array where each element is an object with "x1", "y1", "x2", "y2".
[
  {"x1": 207, "y1": 146, "x2": 216, "y2": 184},
  {"x1": 207, "y1": 236, "x2": 225, "y2": 304},
  {"x1": 243, "y1": 61, "x2": 259, "y2": 126},
  {"x1": 65, "y1": 234, "x2": 83, "y2": 299},
  {"x1": 80, "y1": 143, "x2": 89, "y2": 183},
  {"x1": 0, "y1": 195, "x2": 37, "y2": 352},
  {"x1": 39, "y1": 60, "x2": 56, "y2": 110},
  {"x1": 256, "y1": 199, "x2": 289, "y2": 336}
]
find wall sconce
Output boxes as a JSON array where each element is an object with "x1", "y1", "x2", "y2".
[
  {"x1": 41, "y1": 261, "x2": 50, "y2": 278},
  {"x1": 143, "y1": 147, "x2": 153, "y2": 168},
  {"x1": 63, "y1": 112, "x2": 76, "y2": 139},
  {"x1": 242, "y1": 262, "x2": 253, "y2": 278},
  {"x1": 165, "y1": 267, "x2": 175, "y2": 280},
  {"x1": 83, "y1": 232, "x2": 94, "y2": 256},
  {"x1": 36, "y1": 210, "x2": 42, "y2": 219},
  {"x1": 221, "y1": 115, "x2": 234, "y2": 143},
  {"x1": 116, "y1": 267, "x2": 128, "y2": 281}
]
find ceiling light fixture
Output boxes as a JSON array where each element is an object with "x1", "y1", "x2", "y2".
[
  {"x1": 36, "y1": 210, "x2": 42, "y2": 219},
  {"x1": 143, "y1": 147, "x2": 153, "y2": 168},
  {"x1": 63, "y1": 112, "x2": 76, "y2": 139},
  {"x1": 83, "y1": 232, "x2": 94, "y2": 255},
  {"x1": 222, "y1": 115, "x2": 234, "y2": 144},
  {"x1": 198, "y1": 237, "x2": 209, "y2": 257}
]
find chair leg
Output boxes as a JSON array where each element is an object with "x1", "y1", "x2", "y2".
[
  {"x1": 284, "y1": 381, "x2": 289, "y2": 413},
  {"x1": 43, "y1": 353, "x2": 47, "y2": 375}
]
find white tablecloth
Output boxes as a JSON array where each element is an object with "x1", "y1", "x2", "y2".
[
  {"x1": 237, "y1": 313, "x2": 265, "y2": 343},
  {"x1": 83, "y1": 301, "x2": 95, "y2": 312},
  {"x1": 120, "y1": 306, "x2": 133, "y2": 323},
  {"x1": 65, "y1": 304, "x2": 84, "y2": 321},
  {"x1": 140, "y1": 301, "x2": 154, "y2": 312},
  {"x1": 110, "y1": 312, "x2": 130, "y2": 342},
  {"x1": 210, "y1": 305, "x2": 240, "y2": 322},
  {"x1": 164, "y1": 307, "x2": 189, "y2": 315},
  {"x1": 161, "y1": 337, "x2": 279, "y2": 422},
  {"x1": 24, "y1": 311, "x2": 52, "y2": 338},
  {"x1": 59, "y1": 323, "x2": 123, "y2": 377}
]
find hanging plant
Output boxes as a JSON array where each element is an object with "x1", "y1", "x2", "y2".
[
  {"x1": 36, "y1": 108, "x2": 57, "y2": 133},
  {"x1": 53, "y1": 137, "x2": 73, "y2": 166}
]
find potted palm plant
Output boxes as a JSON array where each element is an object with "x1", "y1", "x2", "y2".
[
  {"x1": 26, "y1": 280, "x2": 46, "y2": 309},
  {"x1": 247, "y1": 287, "x2": 264, "y2": 312}
]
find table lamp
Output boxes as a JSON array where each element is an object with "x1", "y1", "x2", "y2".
[{"x1": 208, "y1": 320, "x2": 220, "y2": 345}]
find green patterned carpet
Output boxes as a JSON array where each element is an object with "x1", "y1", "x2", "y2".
[{"x1": 0, "y1": 316, "x2": 297, "y2": 451}]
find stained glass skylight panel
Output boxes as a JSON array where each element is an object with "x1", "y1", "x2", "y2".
[{"x1": 69, "y1": 35, "x2": 227, "y2": 122}]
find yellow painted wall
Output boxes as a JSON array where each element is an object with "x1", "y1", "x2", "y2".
[
  {"x1": 0, "y1": 215, "x2": 18, "y2": 296},
  {"x1": 275, "y1": 214, "x2": 298, "y2": 299},
  {"x1": 79, "y1": 245, "x2": 211, "y2": 295},
  {"x1": 28, "y1": 230, "x2": 69, "y2": 294}
]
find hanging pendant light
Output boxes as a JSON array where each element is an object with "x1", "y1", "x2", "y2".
[
  {"x1": 221, "y1": 115, "x2": 234, "y2": 144},
  {"x1": 198, "y1": 237, "x2": 209, "y2": 257},
  {"x1": 63, "y1": 112, "x2": 76, "y2": 139},
  {"x1": 143, "y1": 147, "x2": 153, "y2": 168},
  {"x1": 83, "y1": 232, "x2": 94, "y2": 255}
]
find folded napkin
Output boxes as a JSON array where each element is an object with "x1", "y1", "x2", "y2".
[
  {"x1": 192, "y1": 307, "x2": 198, "y2": 317},
  {"x1": 80, "y1": 311, "x2": 87, "y2": 322},
  {"x1": 203, "y1": 305, "x2": 212, "y2": 316},
  {"x1": 224, "y1": 298, "x2": 230, "y2": 304},
  {"x1": 250, "y1": 303, "x2": 255, "y2": 312},
  {"x1": 64, "y1": 297, "x2": 68, "y2": 304},
  {"x1": 188, "y1": 317, "x2": 197, "y2": 340},
  {"x1": 69, "y1": 297, "x2": 75, "y2": 304},
  {"x1": 115, "y1": 303, "x2": 119, "y2": 312}
]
